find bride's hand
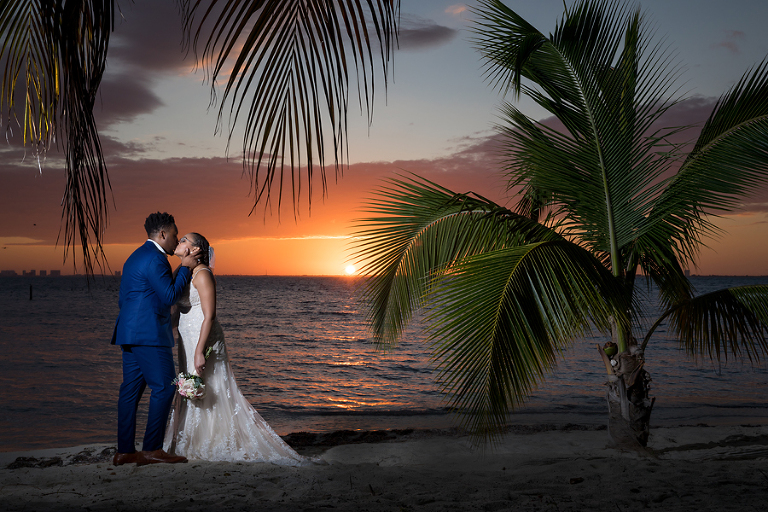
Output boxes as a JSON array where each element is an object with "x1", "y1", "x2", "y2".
[{"x1": 194, "y1": 352, "x2": 207, "y2": 375}]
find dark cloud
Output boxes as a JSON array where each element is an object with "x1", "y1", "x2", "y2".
[
  {"x1": 740, "y1": 202, "x2": 768, "y2": 214},
  {"x1": 0, "y1": 2, "x2": 179, "y2": 139},
  {"x1": 654, "y1": 95, "x2": 718, "y2": 128},
  {"x1": 98, "y1": 134, "x2": 155, "y2": 159},
  {"x1": 91, "y1": 1, "x2": 194, "y2": 129},
  {"x1": 398, "y1": 15, "x2": 458, "y2": 50},
  {"x1": 95, "y1": 74, "x2": 163, "y2": 128},
  {"x1": 109, "y1": 0, "x2": 191, "y2": 73},
  {"x1": 344, "y1": 134, "x2": 509, "y2": 212},
  {"x1": 0, "y1": 129, "x2": 151, "y2": 168}
]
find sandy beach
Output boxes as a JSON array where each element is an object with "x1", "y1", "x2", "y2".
[{"x1": 2, "y1": 424, "x2": 767, "y2": 511}]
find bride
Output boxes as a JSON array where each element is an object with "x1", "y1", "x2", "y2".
[{"x1": 163, "y1": 232, "x2": 308, "y2": 464}]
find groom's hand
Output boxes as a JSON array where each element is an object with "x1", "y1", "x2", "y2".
[{"x1": 180, "y1": 247, "x2": 201, "y2": 269}]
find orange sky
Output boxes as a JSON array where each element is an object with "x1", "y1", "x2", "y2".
[
  {"x1": 2, "y1": 143, "x2": 767, "y2": 276},
  {"x1": 0, "y1": 139, "x2": 510, "y2": 275},
  {"x1": 5, "y1": 218, "x2": 767, "y2": 276}
]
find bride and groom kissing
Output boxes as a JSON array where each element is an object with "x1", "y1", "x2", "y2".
[{"x1": 111, "y1": 212, "x2": 308, "y2": 467}]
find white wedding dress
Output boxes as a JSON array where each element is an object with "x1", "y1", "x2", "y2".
[{"x1": 163, "y1": 269, "x2": 308, "y2": 464}]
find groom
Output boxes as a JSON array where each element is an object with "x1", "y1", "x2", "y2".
[{"x1": 111, "y1": 212, "x2": 200, "y2": 466}]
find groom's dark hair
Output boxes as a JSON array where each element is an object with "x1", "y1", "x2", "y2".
[{"x1": 144, "y1": 212, "x2": 176, "y2": 236}]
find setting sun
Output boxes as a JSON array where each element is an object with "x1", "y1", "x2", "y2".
[{"x1": 344, "y1": 265, "x2": 356, "y2": 275}]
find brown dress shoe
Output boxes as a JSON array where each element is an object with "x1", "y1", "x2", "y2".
[
  {"x1": 136, "y1": 449, "x2": 188, "y2": 466},
  {"x1": 112, "y1": 451, "x2": 140, "y2": 466}
]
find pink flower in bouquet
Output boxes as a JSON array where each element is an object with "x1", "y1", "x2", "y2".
[{"x1": 173, "y1": 372, "x2": 205, "y2": 400}]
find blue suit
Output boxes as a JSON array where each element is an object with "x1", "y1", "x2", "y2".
[{"x1": 112, "y1": 241, "x2": 191, "y2": 453}]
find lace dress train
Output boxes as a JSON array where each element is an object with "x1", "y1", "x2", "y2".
[{"x1": 163, "y1": 273, "x2": 308, "y2": 464}]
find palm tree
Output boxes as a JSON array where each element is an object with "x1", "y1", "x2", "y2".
[
  {"x1": 0, "y1": 0, "x2": 399, "y2": 272},
  {"x1": 352, "y1": 0, "x2": 768, "y2": 448}
]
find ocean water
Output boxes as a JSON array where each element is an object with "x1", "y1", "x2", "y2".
[{"x1": 1, "y1": 275, "x2": 767, "y2": 452}]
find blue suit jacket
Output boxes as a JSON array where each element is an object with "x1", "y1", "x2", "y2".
[{"x1": 111, "y1": 241, "x2": 191, "y2": 347}]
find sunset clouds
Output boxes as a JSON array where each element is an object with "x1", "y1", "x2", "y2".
[
  {"x1": 5, "y1": 92, "x2": 767, "y2": 275},
  {"x1": 0, "y1": 130, "x2": 507, "y2": 275},
  {"x1": 445, "y1": 5, "x2": 468, "y2": 15},
  {"x1": 2, "y1": 0, "x2": 767, "y2": 276}
]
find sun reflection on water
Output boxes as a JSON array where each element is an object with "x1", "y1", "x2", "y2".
[{"x1": 2, "y1": 275, "x2": 768, "y2": 452}]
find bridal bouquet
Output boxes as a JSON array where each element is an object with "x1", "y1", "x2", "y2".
[{"x1": 173, "y1": 372, "x2": 206, "y2": 400}]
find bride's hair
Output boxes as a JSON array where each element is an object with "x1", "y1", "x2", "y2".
[{"x1": 189, "y1": 233, "x2": 210, "y2": 266}]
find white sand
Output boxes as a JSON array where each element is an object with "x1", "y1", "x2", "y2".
[{"x1": 2, "y1": 425, "x2": 767, "y2": 511}]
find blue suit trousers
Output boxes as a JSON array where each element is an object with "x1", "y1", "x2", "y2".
[{"x1": 117, "y1": 345, "x2": 177, "y2": 453}]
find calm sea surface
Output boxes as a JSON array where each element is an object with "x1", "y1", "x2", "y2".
[{"x1": 1, "y1": 275, "x2": 767, "y2": 452}]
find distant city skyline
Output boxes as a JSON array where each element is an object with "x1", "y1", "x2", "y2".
[
  {"x1": 0, "y1": 270, "x2": 62, "y2": 277},
  {"x1": 2, "y1": 1, "x2": 768, "y2": 276}
]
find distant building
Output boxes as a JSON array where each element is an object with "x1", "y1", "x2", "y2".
[
  {"x1": 684, "y1": 269, "x2": 691, "y2": 277},
  {"x1": 114, "y1": 270, "x2": 121, "y2": 277},
  {"x1": 22, "y1": 270, "x2": 36, "y2": 277},
  {"x1": 50, "y1": 270, "x2": 61, "y2": 276},
  {"x1": 39, "y1": 270, "x2": 47, "y2": 277},
  {"x1": 0, "y1": 270, "x2": 18, "y2": 276}
]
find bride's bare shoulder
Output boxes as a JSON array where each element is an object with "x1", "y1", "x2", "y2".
[{"x1": 192, "y1": 267, "x2": 215, "y2": 286}]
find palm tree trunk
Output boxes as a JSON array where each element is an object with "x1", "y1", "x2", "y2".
[{"x1": 599, "y1": 336, "x2": 655, "y2": 449}]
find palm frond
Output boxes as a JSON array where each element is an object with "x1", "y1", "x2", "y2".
[
  {"x1": 1, "y1": 0, "x2": 114, "y2": 274},
  {"x1": 352, "y1": 0, "x2": 768, "y2": 443},
  {"x1": 474, "y1": 0, "x2": 686, "y2": 272},
  {"x1": 650, "y1": 60, "x2": 768, "y2": 265},
  {"x1": 642, "y1": 285, "x2": 768, "y2": 363},
  {"x1": 179, "y1": 0, "x2": 399, "y2": 215},
  {"x1": 426, "y1": 240, "x2": 629, "y2": 438},
  {"x1": 628, "y1": 228, "x2": 693, "y2": 311},
  {"x1": 351, "y1": 175, "x2": 560, "y2": 347}
]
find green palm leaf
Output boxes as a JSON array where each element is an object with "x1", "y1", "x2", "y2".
[
  {"x1": 352, "y1": 175, "x2": 559, "y2": 346},
  {"x1": 650, "y1": 61, "x2": 768, "y2": 266},
  {"x1": 642, "y1": 285, "x2": 768, "y2": 364},
  {"x1": 426, "y1": 241, "x2": 629, "y2": 438},
  {"x1": 474, "y1": 0, "x2": 685, "y2": 274},
  {"x1": 352, "y1": 175, "x2": 631, "y2": 438},
  {"x1": 354, "y1": 0, "x2": 768, "y2": 442},
  {"x1": 179, "y1": 0, "x2": 399, "y2": 214},
  {"x1": 626, "y1": 229, "x2": 693, "y2": 310}
]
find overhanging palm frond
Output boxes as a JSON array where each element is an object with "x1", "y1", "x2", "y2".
[
  {"x1": 179, "y1": 0, "x2": 399, "y2": 215},
  {"x1": 642, "y1": 285, "x2": 768, "y2": 363},
  {"x1": 426, "y1": 240, "x2": 630, "y2": 438},
  {"x1": 1, "y1": 1, "x2": 56, "y2": 151},
  {"x1": 351, "y1": 175, "x2": 560, "y2": 347},
  {"x1": 0, "y1": 0, "x2": 114, "y2": 274}
]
